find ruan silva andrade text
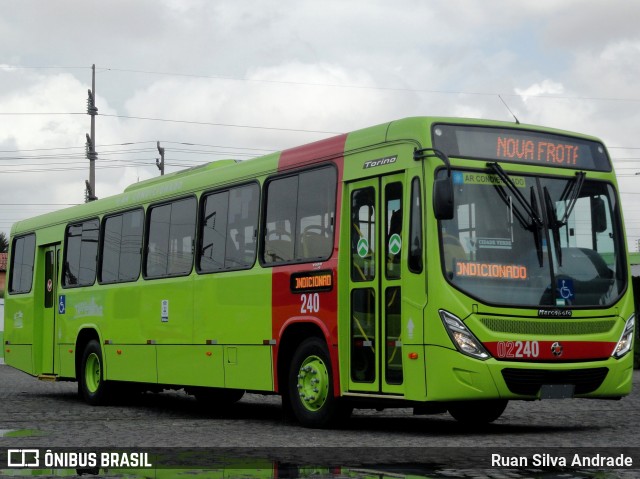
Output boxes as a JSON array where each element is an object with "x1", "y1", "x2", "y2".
[{"x1": 492, "y1": 453, "x2": 633, "y2": 468}]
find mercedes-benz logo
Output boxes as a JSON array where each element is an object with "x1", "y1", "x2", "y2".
[{"x1": 551, "y1": 341, "x2": 563, "y2": 357}]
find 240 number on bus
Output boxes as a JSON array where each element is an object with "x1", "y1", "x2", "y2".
[{"x1": 497, "y1": 340, "x2": 540, "y2": 358}]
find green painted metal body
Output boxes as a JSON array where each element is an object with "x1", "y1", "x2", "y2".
[{"x1": 2, "y1": 117, "x2": 633, "y2": 410}]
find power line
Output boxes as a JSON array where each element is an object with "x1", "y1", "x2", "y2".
[
  {"x1": 0, "y1": 111, "x2": 340, "y2": 135},
  {"x1": 99, "y1": 113, "x2": 341, "y2": 134},
  {"x1": 8, "y1": 63, "x2": 640, "y2": 107},
  {"x1": 100, "y1": 66, "x2": 640, "y2": 103}
]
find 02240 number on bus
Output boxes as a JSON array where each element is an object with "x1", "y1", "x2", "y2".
[{"x1": 497, "y1": 340, "x2": 540, "y2": 358}]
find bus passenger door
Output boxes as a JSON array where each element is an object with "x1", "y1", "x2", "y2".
[
  {"x1": 347, "y1": 174, "x2": 404, "y2": 395},
  {"x1": 40, "y1": 244, "x2": 60, "y2": 374}
]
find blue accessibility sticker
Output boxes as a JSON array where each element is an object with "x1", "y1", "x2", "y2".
[
  {"x1": 556, "y1": 279, "x2": 574, "y2": 304},
  {"x1": 58, "y1": 295, "x2": 66, "y2": 315}
]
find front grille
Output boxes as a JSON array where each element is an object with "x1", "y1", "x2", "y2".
[
  {"x1": 501, "y1": 367, "x2": 608, "y2": 396},
  {"x1": 480, "y1": 318, "x2": 615, "y2": 336}
]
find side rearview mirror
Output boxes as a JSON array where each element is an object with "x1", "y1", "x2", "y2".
[
  {"x1": 434, "y1": 176, "x2": 454, "y2": 220},
  {"x1": 591, "y1": 197, "x2": 607, "y2": 233}
]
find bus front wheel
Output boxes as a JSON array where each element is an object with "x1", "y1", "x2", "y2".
[
  {"x1": 287, "y1": 337, "x2": 350, "y2": 428},
  {"x1": 78, "y1": 339, "x2": 111, "y2": 406},
  {"x1": 447, "y1": 399, "x2": 508, "y2": 425}
]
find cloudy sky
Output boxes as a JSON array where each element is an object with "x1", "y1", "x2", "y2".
[{"x1": 1, "y1": 0, "x2": 640, "y2": 251}]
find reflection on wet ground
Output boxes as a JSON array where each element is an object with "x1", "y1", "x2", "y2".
[
  {"x1": 0, "y1": 465, "x2": 636, "y2": 478},
  {"x1": 0, "y1": 451, "x2": 638, "y2": 479},
  {"x1": 0, "y1": 429, "x2": 44, "y2": 438}
]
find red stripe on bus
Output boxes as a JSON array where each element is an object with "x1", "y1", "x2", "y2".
[
  {"x1": 483, "y1": 341, "x2": 617, "y2": 361},
  {"x1": 271, "y1": 134, "x2": 347, "y2": 394},
  {"x1": 278, "y1": 134, "x2": 348, "y2": 171}
]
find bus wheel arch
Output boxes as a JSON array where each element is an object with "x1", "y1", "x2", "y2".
[
  {"x1": 75, "y1": 328, "x2": 101, "y2": 380},
  {"x1": 278, "y1": 325, "x2": 351, "y2": 428},
  {"x1": 75, "y1": 330, "x2": 111, "y2": 406},
  {"x1": 277, "y1": 322, "x2": 329, "y2": 396}
]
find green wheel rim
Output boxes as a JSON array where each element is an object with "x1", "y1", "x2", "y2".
[
  {"x1": 85, "y1": 352, "x2": 101, "y2": 394},
  {"x1": 296, "y1": 355, "x2": 330, "y2": 412}
]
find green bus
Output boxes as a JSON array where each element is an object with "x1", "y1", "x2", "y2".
[{"x1": 3, "y1": 117, "x2": 635, "y2": 427}]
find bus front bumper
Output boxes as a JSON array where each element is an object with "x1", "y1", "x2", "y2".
[{"x1": 423, "y1": 345, "x2": 634, "y2": 402}]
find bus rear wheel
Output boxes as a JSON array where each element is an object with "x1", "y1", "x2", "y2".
[
  {"x1": 78, "y1": 339, "x2": 111, "y2": 406},
  {"x1": 288, "y1": 337, "x2": 350, "y2": 428},
  {"x1": 447, "y1": 399, "x2": 508, "y2": 425}
]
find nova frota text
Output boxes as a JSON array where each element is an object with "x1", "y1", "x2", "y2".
[{"x1": 492, "y1": 453, "x2": 633, "y2": 467}]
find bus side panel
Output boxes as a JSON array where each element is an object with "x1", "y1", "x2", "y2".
[
  {"x1": 223, "y1": 345, "x2": 274, "y2": 391},
  {"x1": 4, "y1": 345, "x2": 33, "y2": 374},
  {"x1": 193, "y1": 269, "x2": 273, "y2": 390},
  {"x1": 104, "y1": 345, "x2": 158, "y2": 383},
  {"x1": 57, "y1": 344, "x2": 76, "y2": 379},
  {"x1": 4, "y1": 294, "x2": 36, "y2": 375},
  {"x1": 139, "y1": 276, "x2": 194, "y2": 346},
  {"x1": 157, "y1": 345, "x2": 224, "y2": 387},
  {"x1": 194, "y1": 270, "x2": 272, "y2": 345}
]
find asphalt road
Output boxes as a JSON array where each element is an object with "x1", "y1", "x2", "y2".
[{"x1": 0, "y1": 363, "x2": 639, "y2": 478}]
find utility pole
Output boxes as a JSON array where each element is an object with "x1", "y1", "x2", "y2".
[
  {"x1": 86, "y1": 64, "x2": 98, "y2": 202},
  {"x1": 156, "y1": 141, "x2": 165, "y2": 175}
]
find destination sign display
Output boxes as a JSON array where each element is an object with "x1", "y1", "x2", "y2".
[
  {"x1": 290, "y1": 269, "x2": 334, "y2": 293},
  {"x1": 432, "y1": 124, "x2": 611, "y2": 172}
]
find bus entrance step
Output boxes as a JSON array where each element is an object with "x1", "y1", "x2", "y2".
[{"x1": 37, "y1": 374, "x2": 58, "y2": 382}]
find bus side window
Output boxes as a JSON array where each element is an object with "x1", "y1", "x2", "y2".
[
  {"x1": 199, "y1": 183, "x2": 260, "y2": 272},
  {"x1": 145, "y1": 197, "x2": 196, "y2": 279},
  {"x1": 263, "y1": 166, "x2": 336, "y2": 265},
  {"x1": 63, "y1": 219, "x2": 99, "y2": 288},
  {"x1": 264, "y1": 176, "x2": 297, "y2": 264},
  {"x1": 100, "y1": 209, "x2": 143, "y2": 284},
  {"x1": 8, "y1": 234, "x2": 36, "y2": 294}
]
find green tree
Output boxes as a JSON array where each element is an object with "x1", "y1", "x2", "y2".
[{"x1": 0, "y1": 231, "x2": 8, "y2": 253}]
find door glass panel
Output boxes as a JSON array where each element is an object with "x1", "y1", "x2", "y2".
[
  {"x1": 44, "y1": 251, "x2": 54, "y2": 308},
  {"x1": 385, "y1": 182, "x2": 403, "y2": 279},
  {"x1": 408, "y1": 177, "x2": 423, "y2": 273},
  {"x1": 351, "y1": 187, "x2": 376, "y2": 282},
  {"x1": 351, "y1": 288, "x2": 375, "y2": 383},
  {"x1": 385, "y1": 287, "x2": 402, "y2": 384}
]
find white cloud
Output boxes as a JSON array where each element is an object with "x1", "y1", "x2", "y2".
[{"x1": 516, "y1": 80, "x2": 565, "y2": 102}]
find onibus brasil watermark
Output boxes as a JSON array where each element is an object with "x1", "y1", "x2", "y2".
[{"x1": 7, "y1": 449, "x2": 152, "y2": 469}]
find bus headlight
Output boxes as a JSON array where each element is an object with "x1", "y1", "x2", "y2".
[
  {"x1": 612, "y1": 313, "x2": 635, "y2": 359},
  {"x1": 439, "y1": 309, "x2": 490, "y2": 360}
]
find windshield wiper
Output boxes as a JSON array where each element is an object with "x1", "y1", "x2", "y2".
[
  {"x1": 487, "y1": 162, "x2": 543, "y2": 229},
  {"x1": 544, "y1": 186, "x2": 563, "y2": 267},
  {"x1": 487, "y1": 162, "x2": 544, "y2": 267},
  {"x1": 530, "y1": 188, "x2": 543, "y2": 267},
  {"x1": 557, "y1": 171, "x2": 586, "y2": 226},
  {"x1": 543, "y1": 172, "x2": 586, "y2": 268}
]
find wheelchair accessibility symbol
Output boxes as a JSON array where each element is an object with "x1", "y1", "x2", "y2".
[
  {"x1": 58, "y1": 295, "x2": 66, "y2": 315},
  {"x1": 557, "y1": 279, "x2": 574, "y2": 302}
]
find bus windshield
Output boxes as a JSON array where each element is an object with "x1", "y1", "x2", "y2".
[{"x1": 440, "y1": 169, "x2": 626, "y2": 308}]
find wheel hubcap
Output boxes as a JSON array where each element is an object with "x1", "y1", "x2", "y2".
[
  {"x1": 296, "y1": 355, "x2": 329, "y2": 412},
  {"x1": 85, "y1": 353, "x2": 101, "y2": 393}
]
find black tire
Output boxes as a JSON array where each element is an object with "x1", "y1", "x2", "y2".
[
  {"x1": 288, "y1": 337, "x2": 351, "y2": 428},
  {"x1": 447, "y1": 399, "x2": 508, "y2": 425},
  {"x1": 78, "y1": 339, "x2": 111, "y2": 406}
]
